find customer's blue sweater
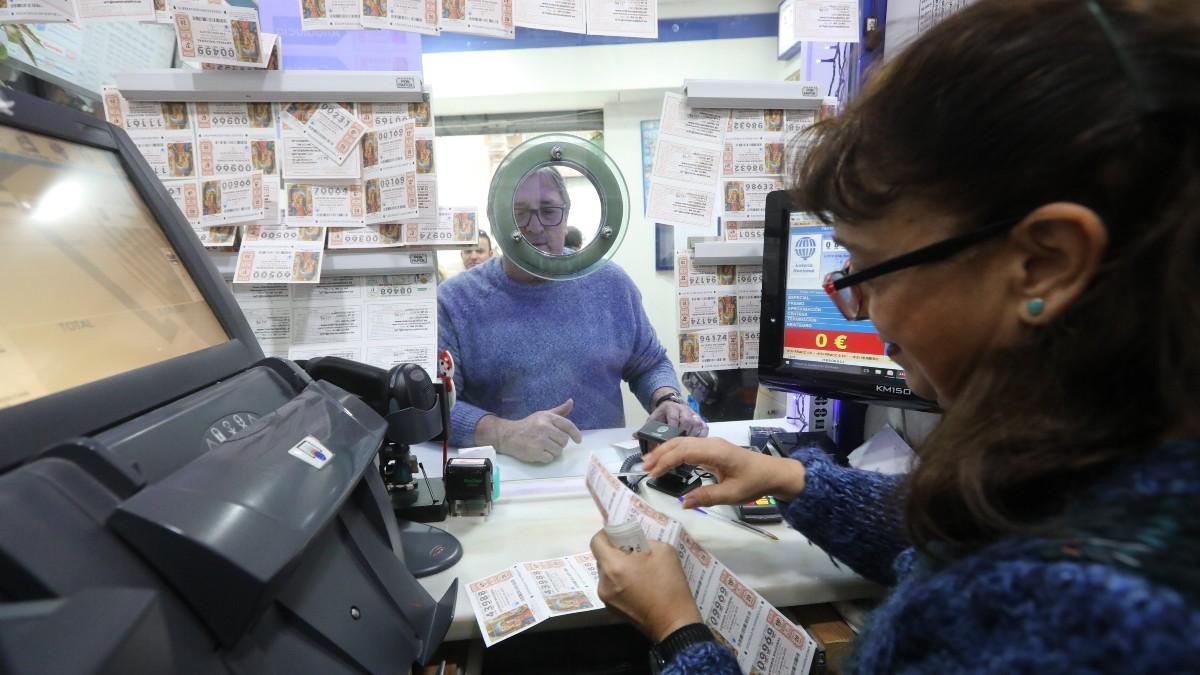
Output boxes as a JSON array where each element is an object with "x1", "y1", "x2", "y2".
[
  {"x1": 437, "y1": 257, "x2": 679, "y2": 447},
  {"x1": 666, "y1": 441, "x2": 1200, "y2": 674}
]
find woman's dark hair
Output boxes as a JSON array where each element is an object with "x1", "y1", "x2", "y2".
[{"x1": 792, "y1": 0, "x2": 1200, "y2": 558}]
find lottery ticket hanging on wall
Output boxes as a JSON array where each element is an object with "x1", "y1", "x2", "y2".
[
  {"x1": 282, "y1": 102, "x2": 369, "y2": 166},
  {"x1": 299, "y1": 0, "x2": 361, "y2": 30},
  {"x1": 724, "y1": 221, "x2": 764, "y2": 242},
  {"x1": 194, "y1": 102, "x2": 279, "y2": 177},
  {"x1": 102, "y1": 88, "x2": 198, "y2": 181},
  {"x1": 193, "y1": 225, "x2": 238, "y2": 247},
  {"x1": 361, "y1": 0, "x2": 441, "y2": 35},
  {"x1": 362, "y1": 120, "x2": 419, "y2": 224},
  {"x1": 171, "y1": 0, "x2": 265, "y2": 68},
  {"x1": 199, "y1": 32, "x2": 280, "y2": 69},
  {"x1": 327, "y1": 224, "x2": 406, "y2": 249},
  {"x1": 198, "y1": 172, "x2": 265, "y2": 226},
  {"x1": 402, "y1": 206, "x2": 477, "y2": 246},
  {"x1": 283, "y1": 182, "x2": 365, "y2": 228},
  {"x1": 439, "y1": 0, "x2": 513, "y2": 39},
  {"x1": 721, "y1": 176, "x2": 784, "y2": 222},
  {"x1": 234, "y1": 224, "x2": 326, "y2": 284}
]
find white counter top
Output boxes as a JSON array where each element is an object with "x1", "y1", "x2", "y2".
[{"x1": 414, "y1": 419, "x2": 884, "y2": 642}]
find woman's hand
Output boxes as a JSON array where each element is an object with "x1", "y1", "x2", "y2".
[
  {"x1": 643, "y1": 437, "x2": 807, "y2": 508},
  {"x1": 590, "y1": 531, "x2": 702, "y2": 642}
]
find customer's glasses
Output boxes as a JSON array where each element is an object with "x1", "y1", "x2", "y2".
[
  {"x1": 515, "y1": 206, "x2": 565, "y2": 229},
  {"x1": 824, "y1": 217, "x2": 1021, "y2": 320}
]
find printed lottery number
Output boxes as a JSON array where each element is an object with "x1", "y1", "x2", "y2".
[{"x1": 198, "y1": 45, "x2": 237, "y2": 60}]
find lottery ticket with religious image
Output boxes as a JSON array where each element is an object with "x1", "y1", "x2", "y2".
[{"x1": 171, "y1": 0, "x2": 266, "y2": 68}]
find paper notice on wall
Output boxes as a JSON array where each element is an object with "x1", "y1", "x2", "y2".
[
  {"x1": 884, "y1": 0, "x2": 975, "y2": 60},
  {"x1": 172, "y1": 0, "x2": 265, "y2": 68},
  {"x1": 327, "y1": 224, "x2": 406, "y2": 249},
  {"x1": 282, "y1": 102, "x2": 368, "y2": 166},
  {"x1": 586, "y1": 0, "x2": 655, "y2": 38},
  {"x1": 440, "y1": 0, "x2": 514, "y2": 39},
  {"x1": 784, "y1": 0, "x2": 859, "y2": 43},
  {"x1": 361, "y1": 0, "x2": 440, "y2": 34},
  {"x1": 298, "y1": 0, "x2": 361, "y2": 30},
  {"x1": 234, "y1": 224, "x2": 325, "y2": 284},
  {"x1": 75, "y1": 0, "x2": 155, "y2": 23},
  {"x1": 199, "y1": 172, "x2": 265, "y2": 226},
  {"x1": 648, "y1": 93, "x2": 727, "y2": 231},
  {"x1": 0, "y1": 0, "x2": 72, "y2": 22},
  {"x1": 514, "y1": 0, "x2": 583, "y2": 33},
  {"x1": 283, "y1": 182, "x2": 364, "y2": 227}
]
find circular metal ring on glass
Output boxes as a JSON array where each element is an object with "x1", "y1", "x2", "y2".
[{"x1": 488, "y1": 134, "x2": 629, "y2": 281}]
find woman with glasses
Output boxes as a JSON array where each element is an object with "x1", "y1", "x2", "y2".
[
  {"x1": 590, "y1": 0, "x2": 1200, "y2": 672},
  {"x1": 438, "y1": 166, "x2": 708, "y2": 465}
]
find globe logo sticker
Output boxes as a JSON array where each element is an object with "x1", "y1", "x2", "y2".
[{"x1": 794, "y1": 236, "x2": 817, "y2": 260}]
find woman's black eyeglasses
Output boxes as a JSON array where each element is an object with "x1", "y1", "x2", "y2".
[{"x1": 824, "y1": 217, "x2": 1021, "y2": 320}]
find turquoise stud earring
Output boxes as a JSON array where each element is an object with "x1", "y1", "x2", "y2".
[{"x1": 1027, "y1": 298, "x2": 1045, "y2": 317}]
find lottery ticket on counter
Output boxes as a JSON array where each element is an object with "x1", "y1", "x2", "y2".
[
  {"x1": 439, "y1": 0, "x2": 514, "y2": 39},
  {"x1": 584, "y1": 457, "x2": 817, "y2": 674},
  {"x1": 192, "y1": 225, "x2": 238, "y2": 248},
  {"x1": 75, "y1": 0, "x2": 155, "y2": 22},
  {"x1": 327, "y1": 224, "x2": 405, "y2": 249},
  {"x1": 282, "y1": 119, "x2": 362, "y2": 181},
  {"x1": 722, "y1": 176, "x2": 784, "y2": 221},
  {"x1": 648, "y1": 93, "x2": 727, "y2": 230},
  {"x1": 283, "y1": 182, "x2": 364, "y2": 227},
  {"x1": 298, "y1": 0, "x2": 360, "y2": 30},
  {"x1": 724, "y1": 221, "x2": 765, "y2": 241},
  {"x1": 234, "y1": 224, "x2": 325, "y2": 284},
  {"x1": 172, "y1": 0, "x2": 265, "y2": 68},
  {"x1": 360, "y1": 0, "x2": 440, "y2": 35},
  {"x1": 282, "y1": 102, "x2": 368, "y2": 166},
  {"x1": 467, "y1": 569, "x2": 545, "y2": 647},
  {"x1": 402, "y1": 206, "x2": 477, "y2": 246},
  {"x1": 200, "y1": 32, "x2": 280, "y2": 69},
  {"x1": 199, "y1": 172, "x2": 264, "y2": 226}
]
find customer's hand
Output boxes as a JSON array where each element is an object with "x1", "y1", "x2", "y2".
[
  {"x1": 643, "y1": 437, "x2": 807, "y2": 508},
  {"x1": 648, "y1": 400, "x2": 709, "y2": 438},
  {"x1": 590, "y1": 531, "x2": 702, "y2": 642},
  {"x1": 483, "y1": 399, "x2": 583, "y2": 464}
]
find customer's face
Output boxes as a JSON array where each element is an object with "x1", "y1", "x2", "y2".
[
  {"x1": 461, "y1": 236, "x2": 492, "y2": 269},
  {"x1": 514, "y1": 171, "x2": 568, "y2": 255}
]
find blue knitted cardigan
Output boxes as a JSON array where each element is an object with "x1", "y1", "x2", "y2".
[{"x1": 665, "y1": 441, "x2": 1200, "y2": 674}]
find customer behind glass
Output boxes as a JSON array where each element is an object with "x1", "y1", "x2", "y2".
[
  {"x1": 589, "y1": 1, "x2": 1200, "y2": 672},
  {"x1": 460, "y1": 230, "x2": 495, "y2": 270},
  {"x1": 439, "y1": 166, "x2": 706, "y2": 463},
  {"x1": 564, "y1": 226, "x2": 583, "y2": 250}
]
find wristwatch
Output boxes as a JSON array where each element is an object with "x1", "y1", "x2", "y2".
[
  {"x1": 652, "y1": 391, "x2": 683, "y2": 410},
  {"x1": 650, "y1": 623, "x2": 715, "y2": 668}
]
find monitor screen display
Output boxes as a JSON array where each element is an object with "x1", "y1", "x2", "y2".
[
  {"x1": 782, "y1": 213, "x2": 908, "y2": 383},
  {"x1": 0, "y1": 126, "x2": 228, "y2": 411}
]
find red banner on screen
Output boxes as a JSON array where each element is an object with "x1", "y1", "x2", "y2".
[{"x1": 784, "y1": 328, "x2": 887, "y2": 356}]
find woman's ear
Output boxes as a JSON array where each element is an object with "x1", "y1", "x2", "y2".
[{"x1": 1007, "y1": 203, "x2": 1108, "y2": 324}]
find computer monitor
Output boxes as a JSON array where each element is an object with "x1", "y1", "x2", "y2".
[
  {"x1": 0, "y1": 90, "x2": 262, "y2": 467},
  {"x1": 759, "y1": 190, "x2": 937, "y2": 411}
]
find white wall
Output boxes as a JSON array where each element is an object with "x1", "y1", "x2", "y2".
[{"x1": 425, "y1": 24, "x2": 783, "y2": 422}]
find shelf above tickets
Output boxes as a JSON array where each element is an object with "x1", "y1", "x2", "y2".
[
  {"x1": 692, "y1": 240, "x2": 764, "y2": 266},
  {"x1": 212, "y1": 249, "x2": 437, "y2": 280},
  {"x1": 112, "y1": 70, "x2": 426, "y2": 103},
  {"x1": 683, "y1": 79, "x2": 825, "y2": 110}
]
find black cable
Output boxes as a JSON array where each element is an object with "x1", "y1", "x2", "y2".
[
  {"x1": 417, "y1": 461, "x2": 441, "y2": 504},
  {"x1": 618, "y1": 452, "x2": 645, "y2": 491}
]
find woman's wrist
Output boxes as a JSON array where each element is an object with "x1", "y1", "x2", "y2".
[
  {"x1": 648, "y1": 606, "x2": 704, "y2": 643},
  {"x1": 767, "y1": 456, "x2": 807, "y2": 501}
]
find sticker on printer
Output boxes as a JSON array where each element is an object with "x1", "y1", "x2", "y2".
[{"x1": 288, "y1": 435, "x2": 335, "y2": 469}]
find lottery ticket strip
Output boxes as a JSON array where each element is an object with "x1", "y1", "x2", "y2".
[{"x1": 465, "y1": 456, "x2": 818, "y2": 674}]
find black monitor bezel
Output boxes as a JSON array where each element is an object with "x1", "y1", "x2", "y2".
[
  {"x1": 758, "y1": 190, "x2": 938, "y2": 412},
  {"x1": 0, "y1": 90, "x2": 264, "y2": 470}
]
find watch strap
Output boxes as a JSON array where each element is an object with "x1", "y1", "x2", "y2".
[
  {"x1": 651, "y1": 623, "x2": 715, "y2": 666},
  {"x1": 652, "y1": 391, "x2": 682, "y2": 410}
]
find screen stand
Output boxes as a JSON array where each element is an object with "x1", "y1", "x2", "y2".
[
  {"x1": 395, "y1": 519, "x2": 463, "y2": 578},
  {"x1": 646, "y1": 467, "x2": 702, "y2": 498}
]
